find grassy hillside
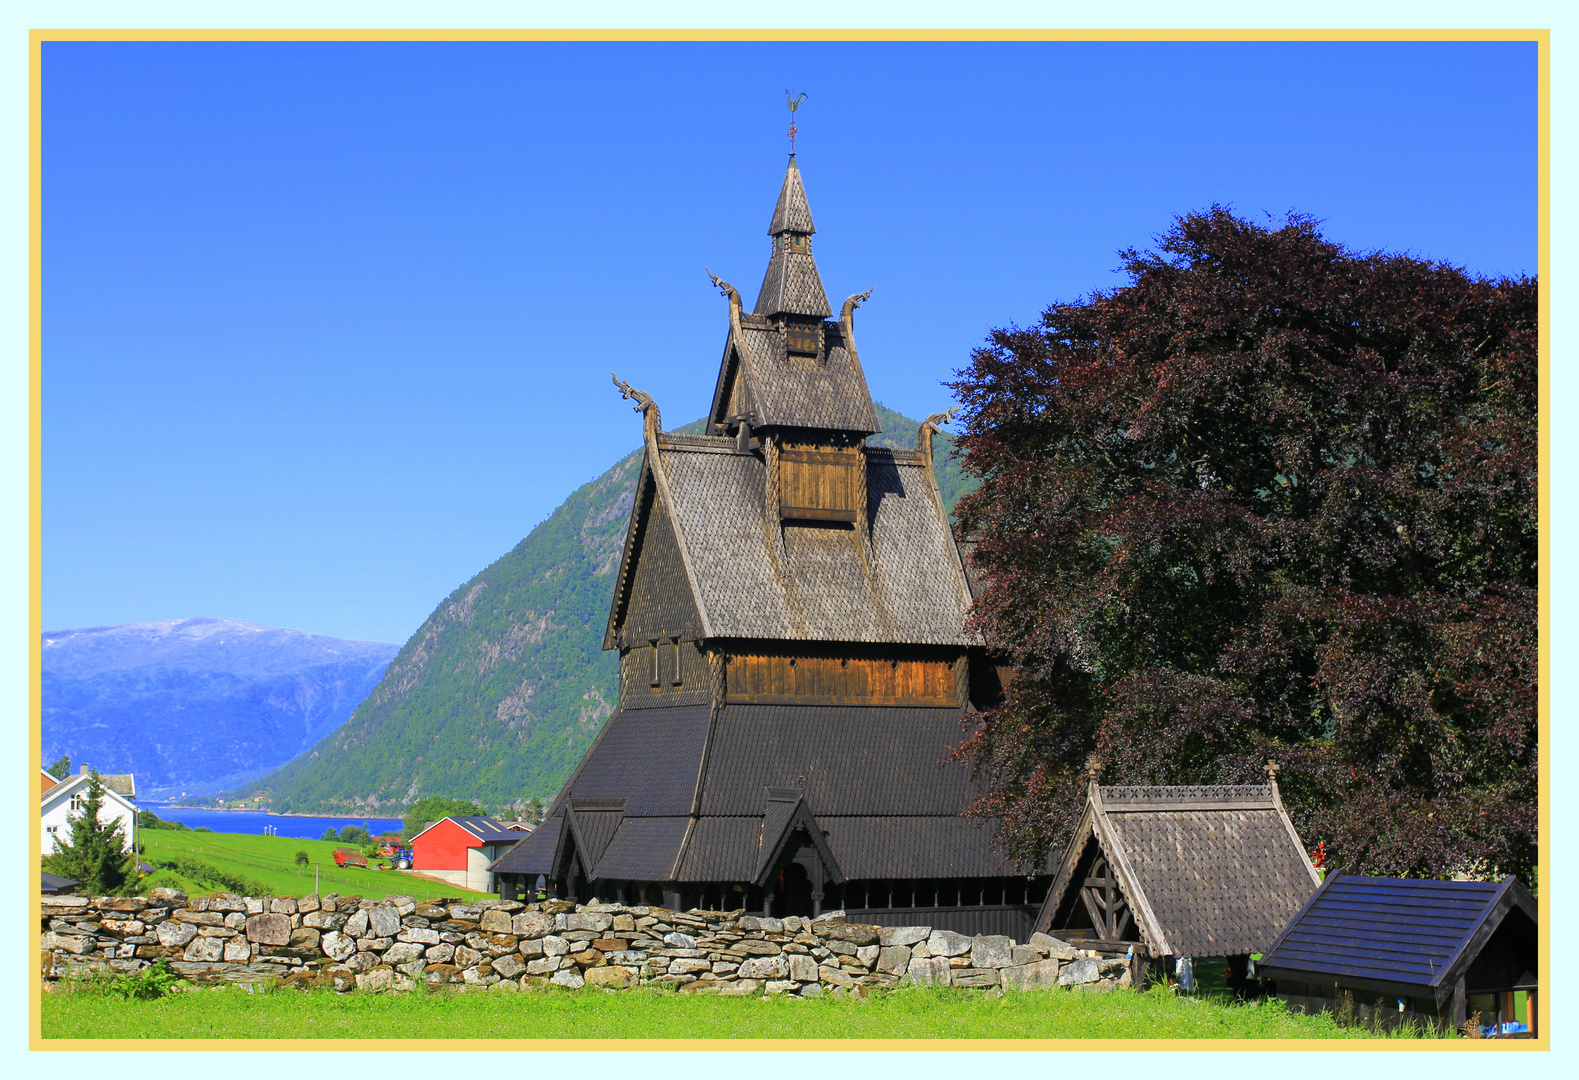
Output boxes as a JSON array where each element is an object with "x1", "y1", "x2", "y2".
[
  {"x1": 235, "y1": 407, "x2": 976, "y2": 816},
  {"x1": 139, "y1": 830, "x2": 487, "y2": 901}
]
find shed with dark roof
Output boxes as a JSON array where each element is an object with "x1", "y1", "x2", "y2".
[
  {"x1": 1258, "y1": 873, "x2": 1538, "y2": 1035},
  {"x1": 1031, "y1": 768, "x2": 1320, "y2": 961},
  {"x1": 491, "y1": 154, "x2": 1045, "y2": 937}
]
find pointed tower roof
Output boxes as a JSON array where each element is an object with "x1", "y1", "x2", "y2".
[
  {"x1": 768, "y1": 156, "x2": 817, "y2": 234},
  {"x1": 754, "y1": 157, "x2": 831, "y2": 318}
]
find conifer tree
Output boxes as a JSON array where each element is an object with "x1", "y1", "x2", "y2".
[{"x1": 44, "y1": 770, "x2": 131, "y2": 895}]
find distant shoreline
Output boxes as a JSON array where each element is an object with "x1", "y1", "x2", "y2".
[{"x1": 153, "y1": 802, "x2": 403, "y2": 822}]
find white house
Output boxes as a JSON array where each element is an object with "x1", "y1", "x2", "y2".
[{"x1": 41, "y1": 770, "x2": 138, "y2": 856}]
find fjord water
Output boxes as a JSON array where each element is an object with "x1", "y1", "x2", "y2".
[{"x1": 142, "y1": 801, "x2": 404, "y2": 840}]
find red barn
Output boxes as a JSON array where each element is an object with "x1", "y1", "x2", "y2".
[{"x1": 409, "y1": 816, "x2": 522, "y2": 893}]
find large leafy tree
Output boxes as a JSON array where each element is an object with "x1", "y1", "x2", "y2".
[
  {"x1": 44, "y1": 771, "x2": 132, "y2": 895},
  {"x1": 951, "y1": 207, "x2": 1536, "y2": 881}
]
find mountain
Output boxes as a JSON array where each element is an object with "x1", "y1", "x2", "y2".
[
  {"x1": 41, "y1": 616, "x2": 401, "y2": 798},
  {"x1": 234, "y1": 406, "x2": 977, "y2": 816}
]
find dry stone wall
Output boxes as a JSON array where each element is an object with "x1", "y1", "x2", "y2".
[{"x1": 41, "y1": 891, "x2": 1137, "y2": 996}]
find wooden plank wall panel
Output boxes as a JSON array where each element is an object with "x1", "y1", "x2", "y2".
[
  {"x1": 779, "y1": 444, "x2": 860, "y2": 522},
  {"x1": 726, "y1": 651, "x2": 958, "y2": 706}
]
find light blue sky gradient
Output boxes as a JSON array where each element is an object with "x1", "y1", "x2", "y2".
[{"x1": 42, "y1": 40, "x2": 1536, "y2": 644}]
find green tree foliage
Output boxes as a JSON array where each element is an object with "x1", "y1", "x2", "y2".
[
  {"x1": 321, "y1": 827, "x2": 338, "y2": 841},
  {"x1": 951, "y1": 208, "x2": 1536, "y2": 880},
  {"x1": 43, "y1": 771, "x2": 131, "y2": 895},
  {"x1": 294, "y1": 850, "x2": 310, "y2": 867},
  {"x1": 231, "y1": 410, "x2": 973, "y2": 815},
  {"x1": 46, "y1": 754, "x2": 71, "y2": 780},
  {"x1": 336, "y1": 825, "x2": 371, "y2": 844},
  {"x1": 137, "y1": 810, "x2": 188, "y2": 831},
  {"x1": 525, "y1": 795, "x2": 545, "y2": 825},
  {"x1": 402, "y1": 796, "x2": 484, "y2": 838}
]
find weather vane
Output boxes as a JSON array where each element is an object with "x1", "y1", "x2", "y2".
[{"x1": 786, "y1": 91, "x2": 808, "y2": 155}]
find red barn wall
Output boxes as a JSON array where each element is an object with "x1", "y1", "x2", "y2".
[{"x1": 413, "y1": 819, "x2": 479, "y2": 872}]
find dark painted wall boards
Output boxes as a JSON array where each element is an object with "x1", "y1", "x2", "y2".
[{"x1": 491, "y1": 157, "x2": 1050, "y2": 938}]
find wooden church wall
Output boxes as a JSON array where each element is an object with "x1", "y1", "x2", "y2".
[
  {"x1": 723, "y1": 648, "x2": 964, "y2": 707},
  {"x1": 619, "y1": 638, "x2": 712, "y2": 709}
]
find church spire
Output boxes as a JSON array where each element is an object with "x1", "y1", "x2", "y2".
[{"x1": 754, "y1": 157, "x2": 832, "y2": 318}]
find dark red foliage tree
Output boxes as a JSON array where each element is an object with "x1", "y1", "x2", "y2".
[{"x1": 951, "y1": 207, "x2": 1536, "y2": 881}]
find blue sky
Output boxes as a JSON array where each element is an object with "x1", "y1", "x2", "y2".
[{"x1": 42, "y1": 40, "x2": 1537, "y2": 645}]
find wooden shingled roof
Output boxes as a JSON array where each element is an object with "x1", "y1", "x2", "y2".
[
  {"x1": 1033, "y1": 776, "x2": 1321, "y2": 958},
  {"x1": 1257, "y1": 873, "x2": 1538, "y2": 1004},
  {"x1": 602, "y1": 436, "x2": 976, "y2": 648}
]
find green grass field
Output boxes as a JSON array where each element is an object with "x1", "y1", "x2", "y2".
[
  {"x1": 137, "y1": 830, "x2": 488, "y2": 902},
  {"x1": 40, "y1": 983, "x2": 1445, "y2": 1041}
]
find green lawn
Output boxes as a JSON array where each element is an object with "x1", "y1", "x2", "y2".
[
  {"x1": 41, "y1": 984, "x2": 1445, "y2": 1041},
  {"x1": 137, "y1": 830, "x2": 488, "y2": 902}
]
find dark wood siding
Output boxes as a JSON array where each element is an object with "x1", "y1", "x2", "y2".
[{"x1": 619, "y1": 638, "x2": 712, "y2": 709}]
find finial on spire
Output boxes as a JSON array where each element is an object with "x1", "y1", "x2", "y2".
[
  {"x1": 786, "y1": 91, "x2": 808, "y2": 156},
  {"x1": 1085, "y1": 755, "x2": 1104, "y2": 781}
]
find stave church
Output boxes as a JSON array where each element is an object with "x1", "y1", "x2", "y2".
[{"x1": 492, "y1": 154, "x2": 1052, "y2": 938}]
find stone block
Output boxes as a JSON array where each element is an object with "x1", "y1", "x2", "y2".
[
  {"x1": 669, "y1": 958, "x2": 711, "y2": 975},
  {"x1": 970, "y1": 935, "x2": 1016, "y2": 969},
  {"x1": 737, "y1": 915, "x2": 784, "y2": 933},
  {"x1": 453, "y1": 946, "x2": 482, "y2": 969},
  {"x1": 738, "y1": 955, "x2": 788, "y2": 980},
  {"x1": 1001, "y1": 959, "x2": 1062, "y2": 991},
  {"x1": 663, "y1": 931, "x2": 697, "y2": 949},
  {"x1": 244, "y1": 914, "x2": 291, "y2": 945},
  {"x1": 356, "y1": 967, "x2": 393, "y2": 993},
  {"x1": 952, "y1": 968, "x2": 1000, "y2": 989},
  {"x1": 788, "y1": 954, "x2": 820, "y2": 982},
  {"x1": 856, "y1": 945, "x2": 880, "y2": 968},
  {"x1": 321, "y1": 931, "x2": 356, "y2": 962},
  {"x1": 478, "y1": 909, "x2": 514, "y2": 934},
  {"x1": 288, "y1": 927, "x2": 321, "y2": 951},
  {"x1": 386, "y1": 894, "x2": 417, "y2": 916},
  {"x1": 197, "y1": 926, "x2": 238, "y2": 938},
  {"x1": 512, "y1": 911, "x2": 554, "y2": 938},
  {"x1": 484, "y1": 933, "x2": 519, "y2": 956},
  {"x1": 904, "y1": 955, "x2": 952, "y2": 987},
  {"x1": 1058, "y1": 958, "x2": 1101, "y2": 986},
  {"x1": 492, "y1": 954, "x2": 526, "y2": 979},
  {"x1": 446, "y1": 904, "x2": 483, "y2": 922},
  {"x1": 584, "y1": 965, "x2": 637, "y2": 990},
  {"x1": 183, "y1": 937, "x2": 225, "y2": 962},
  {"x1": 818, "y1": 964, "x2": 855, "y2": 987},
  {"x1": 876, "y1": 945, "x2": 911, "y2": 976},
  {"x1": 1029, "y1": 933, "x2": 1084, "y2": 960},
  {"x1": 526, "y1": 956, "x2": 561, "y2": 976},
  {"x1": 367, "y1": 905, "x2": 402, "y2": 938},
  {"x1": 549, "y1": 969, "x2": 584, "y2": 989},
  {"x1": 818, "y1": 922, "x2": 879, "y2": 946},
  {"x1": 518, "y1": 938, "x2": 544, "y2": 958},
  {"x1": 270, "y1": 898, "x2": 297, "y2": 915},
  {"x1": 245, "y1": 898, "x2": 266, "y2": 915},
  {"x1": 399, "y1": 927, "x2": 441, "y2": 945},
  {"x1": 359, "y1": 937, "x2": 393, "y2": 952},
  {"x1": 343, "y1": 909, "x2": 369, "y2": 938},
  {"x1": 223, "y1": 911, "x2": 248, "y2": 929},
  {"x1": 41, "y1": 932, "x2": 95, "y2": 955},
  {"x1": 223, "y1": 938, "x2": 253, "y2": 963},
  {"x1": 297, "y1": 895, "x2": 321, "y2": 914},
  {"x1": 209, "y1": 896, "x2": 246, "y2": 913},
  {"x1": 424, "y1": 943, "x2": 455, "y2": 963},
  {"x1": 542, "y1": 935, "x2": 570, "y2": 957},
  {"x1": 612, "y1": 914, "x2": 636, "y2": 932},
  {"x1": 173, "y1": 910, "x2": 224, "y2": 927},
  {"x1": 100, "y1": 919, "x2": 145, "y2": 937},
  {"x1": 564, "y1": 912, "x2": 614, "y2": 932},
  {"x1": 154, "y1": 920, "x2": 198, "y2": 948},
  {"x1": 764, "y1": 979, "x2": 795, "y2": 995},
  {"x1": 926, "y1": 930, "x2": 973, "y2": 957},
  {"x1": 879, "y1": 925, "x2": 931, "y2": 947},
  {"x1": 413, "y1": 904, "x2": 448, "y2": 920},
  {"x1": 719, "y1": 979, "x2": 763, "y2": 996},
  {"x1": 1011, "y1": 946, "x2": 1041, "y2": 966},
  {"x1": 384, "y1": 942, "x2": 424, "y2": 964}
]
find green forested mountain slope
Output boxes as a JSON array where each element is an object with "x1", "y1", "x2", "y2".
[{"x1": 238, "y1": 406, "x2": 974, "y2": 816}]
